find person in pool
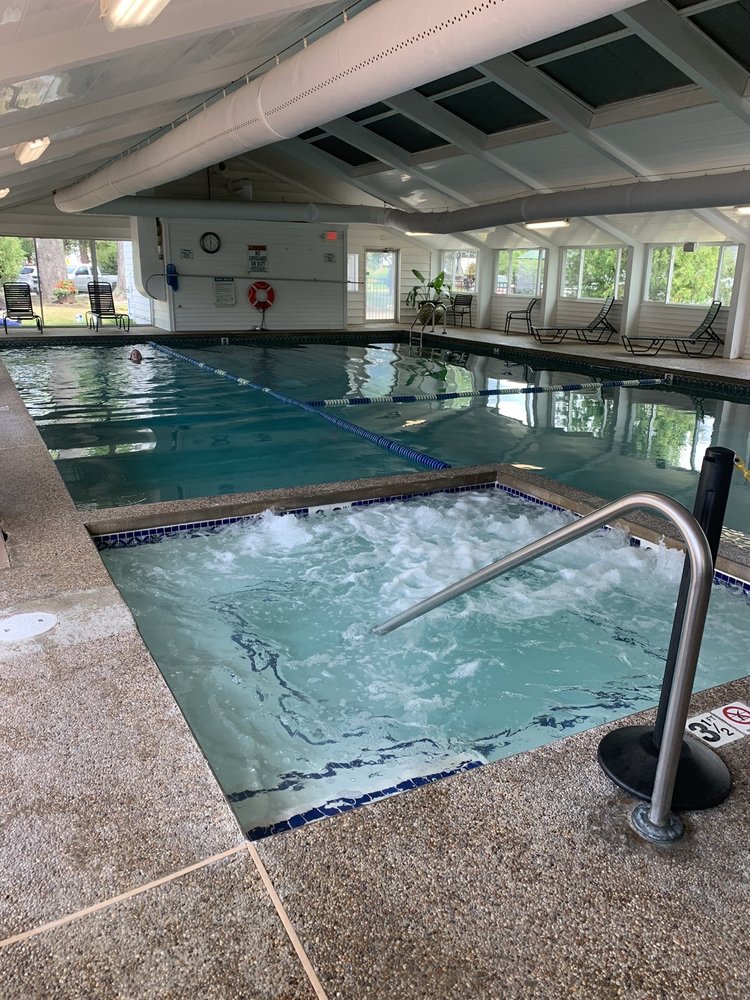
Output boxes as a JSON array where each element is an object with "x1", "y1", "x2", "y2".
[{"x1": 129, "y1": 349, "x2": 143, "y2": 363}]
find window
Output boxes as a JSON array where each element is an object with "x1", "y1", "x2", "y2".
[
  {"x1": 561, "y1": 246, "x2": 629, "y2": 299},
  {"x1": 441, "y1": 250, "x2": 477, "y2": 293},
  {"x1": 646, "y1": 244, "x2": 737, "y2": 305},
  {"x1": 495, "y1": 248, "x2": 545, "y2": 295},
  {"x1": 347, "y1": 253, "x2": 359, "y2": 293}
]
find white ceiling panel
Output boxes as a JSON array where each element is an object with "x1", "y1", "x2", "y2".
[
  {"x1": 416, "y1": 154, "x2": 531, "y2": 206},
  {"x1": 488, "y1": 132, "x2": 632, "y2": 190},
  {"x1": 597, "y1": 104, "x2": 750, "y2": 177}
]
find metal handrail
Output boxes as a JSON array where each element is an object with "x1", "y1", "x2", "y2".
[{"x1": 373, "y1": 491, "x2": 714, "y2": 843}]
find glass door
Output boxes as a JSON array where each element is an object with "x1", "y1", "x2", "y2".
[{"x1": 365, "y1": 250, "x2": 398, "y2": 321}]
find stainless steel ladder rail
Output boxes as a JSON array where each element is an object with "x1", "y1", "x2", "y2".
[{"x1": 373, "y1": 491, "x2": 714, "y2": 843}]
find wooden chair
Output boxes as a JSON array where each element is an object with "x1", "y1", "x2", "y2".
[
  {"x1": 621, "y1": 300, "x2": 723, "y2": 357},
  {"x1": 532, "y1": 295, "x2": 617, "y2": 344},
  {"x1": 449, "y1": 293, "x2": 473, "y2": 327},
  {"x1": 86, "y1": 281, "x2": 130, "y2": 332},
  {"x1": 503, "y1": 297, "x2": 537, "y2": 334},
  {"x1": 3, "y1": 282, "x2": 43, "y2": 334}
]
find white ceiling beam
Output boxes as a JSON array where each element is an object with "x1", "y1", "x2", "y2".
[
  {"x1": 0, "y1": 58, "x2": 269, "y2": 149},
  {"x1": 478, "y1": 53, "x2": 651, "y2": 177},
  {"x1": 324, "y1": 119, "x2": 477, "y2": 207},
  {"x1": 692, "y1": 208, "x2": 749, "y2": 244},
  {"x1": 0, "y1": 0, "x2": 334, "y2": 85},
  {"x1": 387, "y1": 91, "x2": 547, "y2": 191},
  {"x1": 616, "y1": 0, "x2": 750, "y2": 127}
]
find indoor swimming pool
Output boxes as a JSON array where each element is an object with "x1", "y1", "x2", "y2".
[
  {"x1": 4, "y1": 339, "x2": 750, "y2": 531},
  {"x1": 101, "y1": 488, "x2": 750, "y2": 838}
]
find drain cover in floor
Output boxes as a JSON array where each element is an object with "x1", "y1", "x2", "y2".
[{"x1": 0, "y1": 612, "x2": 58, "y2": 641}]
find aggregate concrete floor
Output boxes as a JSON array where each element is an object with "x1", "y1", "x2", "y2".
[{"x1": 1, "y1": 326, "x2": 749, "y2": 998}]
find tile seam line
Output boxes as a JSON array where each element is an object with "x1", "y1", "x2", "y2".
[
  {"x1": 245, "y1": 842, "x2": 329, "y2": 1000},
  {"x1": 0, "y1": 843, "x2": 247, "y2": 950}
]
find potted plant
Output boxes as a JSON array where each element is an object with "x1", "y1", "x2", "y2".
[
  {"x1": 52, "y1": 278, "x2": 77, "y2": 304},
  {"x1": 405, "y1": 269, "x2": 453, "y2": 327}
]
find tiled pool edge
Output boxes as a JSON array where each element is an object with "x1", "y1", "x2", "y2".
[{"x1": 91, "y1": 476, "x2": 750, "y2": 595}]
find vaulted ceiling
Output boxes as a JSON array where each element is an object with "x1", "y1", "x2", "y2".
[{"x1": 1, "y1": 0, "x2": 750, "y2": 248}]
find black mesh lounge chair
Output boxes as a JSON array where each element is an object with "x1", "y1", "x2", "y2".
[
  {"x1": 503, "y1": 297, "x2": 538, "y2": 334},
  {"x1": 86, "y1": 281, "x2": 130, "y2": 332},
  {"x1": 3, "y1": 282, "x2": 43, "y2": 334},
  {"x1": 621, "y1": 300, "x2": 723, "y2": 357},
  {"x1": 449, "y1": 293, "x2": 474, "y2": 327},
  {"x1": 532, "y1": 295, "x2": 617, "y2": 345}
]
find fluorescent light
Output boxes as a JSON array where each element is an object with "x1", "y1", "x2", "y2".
[
  {"x1": 0, "y1": 188, "x2": 9, "y2": 199},
  {"x1": 405, "y1": 232, "x2": 432, "y2": 236},
  {"x1": 14, "y1": 137, "x2": 50, "y2": 164},
  {"x1": 100, "y1": 0, "x2": 172, "y2": 30},
  {"x1": 735, "y1": 206, "x2": 750, "y2": 215},
  {"x1": 523, "y1": 219, "x2": 570, "y2": 231}
]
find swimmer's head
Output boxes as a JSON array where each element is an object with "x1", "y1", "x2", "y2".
[{"x1": 129, "y1": 349, "x2": 143, "y2": 363}]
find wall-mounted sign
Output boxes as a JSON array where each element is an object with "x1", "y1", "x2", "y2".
[
  {"x1": 248, "y1": 244, "x2": 268, "y2": 272},
  {"x1": 213, "y1": 276, "x2": 236, "y2": 307},
  {"x1": 180, "y1": 248, "x2": 194, "y2": 259},
  {"x1": 323, "y1": 253, "x2": 337, "y2": 264}
]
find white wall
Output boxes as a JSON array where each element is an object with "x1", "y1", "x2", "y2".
[
  {"x1": 161, "y1": 219, "x2": 346, "y2": 332},
  {"x1": 636, "y1": 302, "x2": 728, "y2": 340},
  {"x1": 490, "y1": 293, "x2": 541, "y2": 331}
]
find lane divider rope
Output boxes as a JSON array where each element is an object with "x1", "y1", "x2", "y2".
[
  {"x1": 147, "y1": 342, "x2": 451, "y2": 471},
  {"x1": 305, "y1": 378, "x2": 665, "y2": 408}
]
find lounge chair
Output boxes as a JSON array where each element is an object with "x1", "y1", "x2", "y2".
[
  {"x1": 86, "y1": 281, "x2": 130, "y2": 332},
  {"x1": 621, "y1": 300, "x2": 723, "y2": 357},
  {"x1": 3, "y1": 282, "x2": 43, "y2": 334},
  {"x1": 532, "y1": 295, "x2": 617, "y2": 345},
  {"x1": 503, "y1": 297, "x2": 538, "y2": 335},
  {"x1": 449, "y1": 293, "x2": 474, "y2": 327}
]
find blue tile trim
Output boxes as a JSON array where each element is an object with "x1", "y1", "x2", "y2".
[
  {"x1": 243, "y1": 759, "x2": 484, "y2": 841},
  {"x1": 91, "y1": 481, "x2": 750, "y2": 592}
]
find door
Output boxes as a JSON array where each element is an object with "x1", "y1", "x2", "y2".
[{"x1": 365, "y1": 250, "x2": 398, "y2": 321}]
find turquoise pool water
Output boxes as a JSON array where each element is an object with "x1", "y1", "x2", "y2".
[
  {"x1": 101, "y1": 489, "x2": 750, "y2": 838},
  {"x1": 4, "y1": 340, "x2": 750, "y2": 530}
]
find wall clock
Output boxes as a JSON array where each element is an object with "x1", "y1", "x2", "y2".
[{"x1": 200, "y1": 232, "x2": 221, "y2": 254}]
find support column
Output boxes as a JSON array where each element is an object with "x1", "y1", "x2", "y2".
[
  {"x1": 540, "y1": 248, "x2": 560, "y2": 326},
  {"x1": 723, "y1": 243, "x2": 749, "y2": 360},
  {"x1": 476, "y1": 249, "x2": 494, "y2": 329},
  {"x1": 620, "y1": 243, "x2": 647, "y2": 338}
]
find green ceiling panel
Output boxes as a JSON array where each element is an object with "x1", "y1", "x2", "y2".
[
  {"x1": 437, "y1": 82, "x2": 545, "y2": 135},
  {"x1": 365, "y1": 114, "x2": 448, "y2": 153},
  {"x1": 416, "y1": 67, "x2": 484, "y2": 98},
  {"x1": 515, "y1": 16, "x2": 623, "y2": 62},
  {"x1": 691, "y1": 1, "x2": 750, "y2": 73},
  {"x1": 347, "y1": 102, "x2": 392, "y2": 123},
  {"x1": 541, "y1": 36, "x2": 692, "y2": 107},
  {"x1": 312, "y1": 135, "x2": 376, "y2": 167}
]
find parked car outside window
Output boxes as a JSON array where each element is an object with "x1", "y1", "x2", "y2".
[{"x1": 19, "y1": 264, "x2": 39, "y2": 292}]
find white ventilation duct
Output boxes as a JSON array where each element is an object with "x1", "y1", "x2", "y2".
[
  {"x1": 87, "y1": 169, "x2": 750, "y2": 232},
  {"x1": 55, "y1": 0, "x2": 632, "y2": 214}
]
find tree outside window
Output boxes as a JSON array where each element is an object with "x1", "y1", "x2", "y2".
[
  {"x1": 646, "y1": 244, "x2": 737, "y2": 305},
  {"x1": 561, "y1": 246, "x2": 629, "y2": 299},
  {"x1": 495, "y1": 248, "x2": 544, "y2": 295},
  {"x1": 442, "y1": 250, "x2": 477, "y2": 293}
]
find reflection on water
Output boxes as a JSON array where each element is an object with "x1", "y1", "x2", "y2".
[{"x1": 3, "y1": 341, "x2": 750, "y2": 532}]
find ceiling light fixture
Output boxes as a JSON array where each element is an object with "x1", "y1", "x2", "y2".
[
  {"x1": 523, "y1": 219, "x2": 570, "y2": 231},
  {"x1": 405, "y1": 232, "x2": 432, "y2": 236},
  {"x1": 14, "y1": 137, "x2": 50, "y2": 164},
  {"x1": 0, "y1": 188, "x2": 10, "y2": 199},
  {"x1": 100, "y1": 0, "x2": 172, "y2": 30},
  {"x1": 735, "y1": 206, "x2": 750, "y2": 215}
]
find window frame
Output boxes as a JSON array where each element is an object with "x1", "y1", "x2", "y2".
[
  {"x1": 644, "y1": 242, "x2": 738, "y2": 306},
  {"x1": 494, "y1": 247, "x2": 545, "y2": 296},
  {"x1": 560, "y1": 245, "x2": 629, "y2": 300}
]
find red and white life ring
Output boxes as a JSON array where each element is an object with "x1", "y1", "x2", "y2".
[{"x1": 248, "y1": 280, "x2": 275, "y2": 311}]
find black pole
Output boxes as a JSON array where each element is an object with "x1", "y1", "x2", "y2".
[
  {"x1": 597, "y1": 446, "x2": 735, "y2": 811},
  {"x1": 653, "y1": 446, "x2": 736, "y2": 746}
]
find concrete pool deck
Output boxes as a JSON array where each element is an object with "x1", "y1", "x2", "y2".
[{"x1": 1, "y1": 329, "x2": 749, "y2": 997}]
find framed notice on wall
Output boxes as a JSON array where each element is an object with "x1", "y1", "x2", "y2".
[
  {"x1": 213, "y1": 277, "x2": 236, "y2": 307},
  {"x1": 248, "y1": 244, "x2": 268, "y2": 272}
]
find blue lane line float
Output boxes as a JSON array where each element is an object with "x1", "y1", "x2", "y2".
[
  {"x1": 305, "y1": 378, "x2": 665, "y2": 408},
  {"x1": 148, "y1": 342, "x2": 451, "y2": 471}
]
